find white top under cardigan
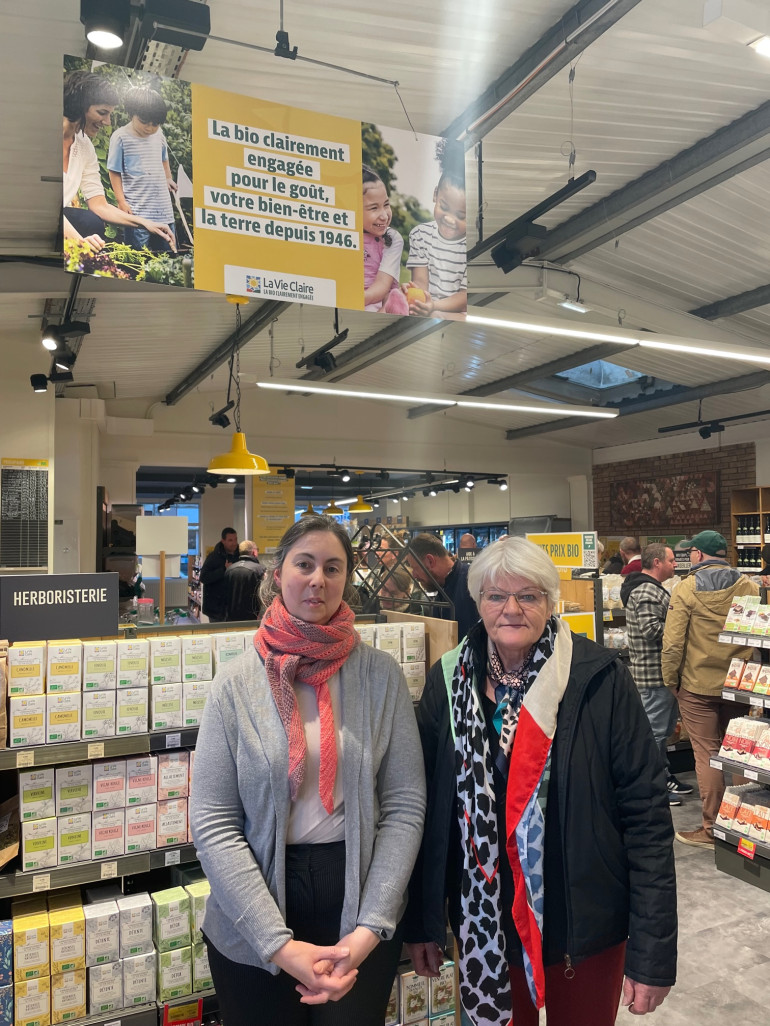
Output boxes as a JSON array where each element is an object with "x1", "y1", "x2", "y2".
[
  {"x1": 189, "y1": 643, "x2": 426, "y2": 972},
  {"x1": 63, "y1": 132, "x2": 105, "y2": 208}
]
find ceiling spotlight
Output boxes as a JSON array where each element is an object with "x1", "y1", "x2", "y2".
[
  {"x1": 429, "y1": 488, "x2": 437, "y2": 497},
  {"x1": 191, "y1": 483, "x2": 201, "y2": 493},
  {"x1": 401, "y1": 494, "x2": 409, "y2": 502},
  {"x1": 209, "y1": 400, "x2": 234, "y2": 429},
  {"x1": 30, "y1": 374, "x2": 48, "y2": 393},
  {"x1": 451, "y1": 484, "x2": 461, "y2": 493},
  {"x1": 281, "y1": 468, "x2": 296, "y2": 479},
  {"x1": 391, "y1": 497, "x2": 399, "y2": 504},
  {"x1": 54, "y1": 349, "x2": 76, "y2": 372},
  {"x1": 378, "y1": 470, "x2": 389, "y2": 481},
  {"x1": 226, "y1": 476, "x2": 237, "y2": 484},
  {"x1": 179, "y1": 490, "x2": 190, "y2": 502},
  {"x1": 341, "y1": 470, "x2": 351, "y2": 483},
  {"x1": 80, "y1": 0, "x2": 130, "y2": 49},
  {"x1": 41, "y1": 328, "x2": 63, "y2": 352},
  {"x1": 49, "y1": 369, "x2": 74, "y2": 383},
  {"x1": 425, "y1": 472, "x2": 434, "y2": 484},
  {"x1": 465, "y1": 478, "x2": 475, "y2": 488},
  {"x1": 372, "y1": 500, "x2": 380, "y2": 508},
  {"x1": 499, "y1": 480, "x2": 508, "y2": 491},
  {"x1": 698, "y1": 423, "x2": 725, "y2": 440}
]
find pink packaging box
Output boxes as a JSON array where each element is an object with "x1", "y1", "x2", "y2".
[
  {"x1": 156, "y1": 799, "x2": 188, "y2": 848},
  {"x1": 157, "y1": 752, "x2": 189, "y2": 802}
]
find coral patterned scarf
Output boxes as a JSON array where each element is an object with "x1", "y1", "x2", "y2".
[{"x1": 254, "y1": 597, "x2": 358, "y2": 813}]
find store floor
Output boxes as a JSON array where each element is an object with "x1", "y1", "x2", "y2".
[{"x1": 614, "y1": 770, "x2": 770, "y2": 1025}]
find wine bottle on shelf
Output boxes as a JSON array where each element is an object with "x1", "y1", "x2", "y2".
[{"x1": 765, "y1": 515, "x2": 770, "y2": 544}]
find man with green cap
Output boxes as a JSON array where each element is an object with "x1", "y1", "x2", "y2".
[{"x1": 662, "y1": 530, "x2": 759, "y2": 848}]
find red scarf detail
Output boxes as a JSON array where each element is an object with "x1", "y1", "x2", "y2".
[{"x1": 254, "y1": 597, "x2": 358, "y2": 813}]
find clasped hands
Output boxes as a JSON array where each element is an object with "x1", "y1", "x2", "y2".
[{"x1": 272, "y1": 926, "x2": 380, "y2": 1005}]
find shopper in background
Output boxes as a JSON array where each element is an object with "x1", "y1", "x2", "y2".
[
  {"x1": 602, "y1": 545, "x2": 625, "y2": 575},
  {"x1": 199, "y1": 527, "x2": 238, "y2": 622},
  {"x1": 224, "y1": 540, "x2": 265, "y2": 621},
  {"x1": 621, "y1": 543, "x2": 692, "y2": 805},
  {"x1": 619, "y1": 537, "x2": 642, "y2": 576},
  {"x1": 662, "y1": 530, "x2": 759, "y2": 848},
  {"x1": 406, "y1": 533, "x2": 479, "y2": 639},
  {"x1": 377, "y1": 566, "x2": 415, "y2": 613},
  {"x1": 405, "y1": 536, "x2": 676, "y2": 1026},
  {"x1": 190, "y1": 515, "x2": 425, "y2": 1025}
]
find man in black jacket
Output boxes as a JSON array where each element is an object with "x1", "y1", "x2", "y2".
[
  {"x1": 224, "y1": 541, "x2": 265, "y2": 621},
  {"x1": 199, "y1": 527, "x2": 238, "y2": 621}
]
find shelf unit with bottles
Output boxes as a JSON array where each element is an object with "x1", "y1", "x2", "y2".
[{"x1": 731, "y1": 488, "x2": 770, "y2": 572}]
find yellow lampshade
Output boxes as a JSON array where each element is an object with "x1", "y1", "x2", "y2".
[
  {"x1": 300, "y1": 502, "x2": 317, "y2": 518},
  {"x1": 207, "y1": 432, "x2": 270, "y2": 475},
  {"x1": 324, "y1": 500, "x2": 344, "y2": 515},
  {"x1": 348, "y1": 494, "x2": 373, "y2": 513}
]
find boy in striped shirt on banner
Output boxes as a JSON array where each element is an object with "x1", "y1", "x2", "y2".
[
  {"x1": 405, "y1": 140, "x2": 467, "y2": 316},
  {"x1": 107, "y1": 86, "x2": 177, "y2": 253}
]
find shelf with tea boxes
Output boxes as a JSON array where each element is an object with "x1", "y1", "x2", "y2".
[
  {"x1": 385, "y1": 958, "x2": 458, "y2": 1026},
  {"x1": 354, "y1": 620, "x2": 427, "y2": 701}
]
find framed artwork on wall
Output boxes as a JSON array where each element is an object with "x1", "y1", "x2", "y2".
[{"x1": 609, "y1": 472, "x2": 719, "y2": 530}]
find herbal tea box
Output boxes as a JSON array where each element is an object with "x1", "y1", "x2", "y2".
[
  {"x1": 10, "y1": 695, "x2": 46, "y2": 748},
  {"x1": 126, "y1": 757, "x2": 157, "y2": 806},
  {"x1": 150, "y1": 637, "x2": 181, "y2": 685},
  {"x1": 354, "y1": 623, "x2": 375, "y2": 646},
  {"x1": 123, "y1": 951, "x2": 156, "y2": 1006},
  {"x1": 157, "y1": 947, "x2": 192, "y2": 1002},
  {"x1": 400, "y1": 622, "x2": 426, "y2": 662},
  {"x1": 91, "y1": 810, "x2": 124, "y2": 860},
  {"x1": 184, "y1": 881, "x2": 210, "y2": 944},
  {"x1": 401, "y1": 661, "x2": 426, "y2": 702},
  {"x1": 117, "y1": 893, "x2": 153, "y2": 958},
  {"x1": 157, "y1": 752, "x2": 189, "y2": 801},
  {"x1": 14, "y1": 977, "x2": 50, "y2": 1026},
  {"x1": 0, "y1": 920, "x2": 11, "y2": 988},
  {"x1": 117, "y1": 639, "x2": 149, "y2": 688},
  {"x1": 21, "y1": 818, "x2": 57, "y2": 873},
  {"x1": 83, "y1": 902, "x2": 119, "y2": 968},
  {"x1": 57, "y1": 814, "x2": 91, "y2": 866},
  {"x1": 19, "y1": 768, "x2": 55, "y2": 822},
  {"x1": 0, "y1": 984, "x2": 11, "y2": 1026},
  {"x1": 125, "y1": 805, "x2": 156, "y2": 854},
  {"x1": 48, "y1": 904, "x2": 85, "y2": 974},
  {"x1": 192, "y1": 940, "x2": 213, "y2": 992},
  {"x1": 181, "y1": 636, "x2": 213, "y2": 682},
  {"x1": 50, "y1": 969, "x2": 85, "y2": 1024},
  {"x1": 82, "y1": 642, "x2": 116, "y2": 691},
  {"x1": 156, "y1": 800, "x2": 188, "y2": 849},
  {"x1": 55, "y1": 766, "x2": 92, "y2": 817},
  {"x1": 87, "y1": 960, "x2": 122, "y2": 1014},
  {"x1": 81, "y1": 691, "x2": 115, "y2": 740},
  {"x1": 151, "y1": 682, "x2": 183, "y2": 730},
  {"x1": 12, "y1": 909, "x2": 50, "y2": 981},
  {"x1": 7, "y1": 644, "x2": 45, "y2": 696},
  {"x1": 212, "y1": 633, "x2": 245, "y2": 670},
  {"x1": 46, "y1": 693, "x2": 81, "y2": 744},
  {"x1": 92, "y1": 760, "x2": 126, "y2": 811},
  {"x1": 399, "y1": 970, "x2": 429, "y2": 1023},
  {"x1": 116, "y1": 688, "x2": 148, "y2": 735},
  {"x1": 182, "y1": 681, "x2": 209, "y2": 727},
  {"x1": 374, "y1": 623, "x2": 401, "y2": 659},
  {"x1": 384, "y1": 974, "x2": 399, "y2": 1026},
  {"x1": 429, "y1": 961, "x2": 455, "y2": 1014},
  {"x1": 152, "y1": 887, "x2": 190, "y2": 952},
  {"x1": 46, "y1": 642, "x2": 82, "y2": 694}
]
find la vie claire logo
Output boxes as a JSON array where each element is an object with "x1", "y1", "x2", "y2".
[{"x1": 246, "y1": 273, "x2": 314, "y2": 297}]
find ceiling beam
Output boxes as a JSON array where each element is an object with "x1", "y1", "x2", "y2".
[
  {"x1": 406, "y1": 341, "x2": 630, "y2": 419},
  {"x1": 164, "y1": 300, "x2": 291, "y2": 406},
  {"x1": 442, "y1": 0, "x2": 643, "y2": 145},
  {"x1": 504, "y1": 370, "x2": 770, "y2": 440},
  {"x1": 525, "y1": 99, "x2": 770, "y2": 265},
  {"x1": 691, "y1": 284, "x2": 770, "y2": 321}
]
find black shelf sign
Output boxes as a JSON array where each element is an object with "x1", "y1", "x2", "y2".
[{"x1": 0, "y1": 572, "x2": 119, "y2": 642}]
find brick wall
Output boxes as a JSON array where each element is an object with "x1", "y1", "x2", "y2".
[{"x1": 593, "y1": 443, "x2": 756, "y2": 558}]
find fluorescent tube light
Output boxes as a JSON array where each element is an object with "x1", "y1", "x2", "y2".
[
  {"x1": 257, "y1": 380, "x2": 454, "y2": 407},
  {"x1": 750, "y1": 36, "x2": 770, "y2": 58},
  {"x1": 558, "y1": 300, "x2": 590, "y2": 313}
]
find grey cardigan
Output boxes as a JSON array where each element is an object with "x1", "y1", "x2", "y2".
[{"x1": 189, "y1": 643, "x2": 426, "y2": 971}]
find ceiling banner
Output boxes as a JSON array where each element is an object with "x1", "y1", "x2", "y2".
[{"x1": 62, "y1": 57, "x2": 467, "y2": 320}]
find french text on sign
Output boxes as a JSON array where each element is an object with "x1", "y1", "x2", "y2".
[
  {"x1": 208, "y1": 120, "x2": 350, "y2": 162},
  {"x1": 204, "y1": 186, "x2": 354, "y2": 227}
]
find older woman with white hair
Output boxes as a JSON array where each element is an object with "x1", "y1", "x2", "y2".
[{"x1": 405, "y1": 537, "x2": 676, "y2": 1026}]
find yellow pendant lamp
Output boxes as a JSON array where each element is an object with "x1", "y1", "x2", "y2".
[
  {"x1": 300, "y1": 501, "x2": 317, "y2": 518},
  {"x1": 348, "y1": 494, "x2": 373, "y2": 513},
  {"x1": 324, "y1": 500, "x2": 344, "y2": 515}
]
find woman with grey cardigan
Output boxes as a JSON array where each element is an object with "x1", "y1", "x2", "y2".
[{"x1": 189, "y1": 515, "x2": 426, "y2": 1025}]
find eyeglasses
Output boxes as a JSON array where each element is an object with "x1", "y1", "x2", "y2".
[{"x1": 480, "y1": 589, "x2": 547, "y2": 609}]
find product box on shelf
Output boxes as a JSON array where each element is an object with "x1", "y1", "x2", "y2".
[
  {"x1": 19, "y1": 768, "x2": 55, "y2": 822},
  {"x1": 46, "y1": 643, "x2": 82, "y2": 694},
  {"x1": 374, "y1": 623, "x2": 401, "y2": 659},
  {"x1": 384, "y1": 974, "x2": 399, "y2": 1026},
  {"x1": 429, "y1": 962, "x2": 455, "y2": 1015},
  {"x1": 87, "y1": 959, "x2": 122, "y2": 1014},
  {"x1": 736, "y1": 597, "x2": 762, "y2": 634},
  {"x1": 13, "y1": 908, "x2": 50, "y2": 981},
  {"x1": 50, "y1": 968, "x2": 86, "y2": 1024},
  {"x1": 116, "y1": 688, "x2": 148, "y2": 735},
  {"x1": 402, "y1": 661, "x2": 426, "y2": 702},
  {"x1": 57, "y1": 814, "x2": 92, "y2": 866},
  {"x1": 46, "y1": 693, "x2": 81, "y2": 744},
  {"x1": 122, "y1": 950, "x2": 156, "y2": 1006},
  {"x1": 212, "y1": 633, "x2": 245, "y2": 669},
  {"x1": 0, "y1": 920, "x2": 11, "y2": 988},
  {"x1": 81, "y1": 691, "x2": 116, "y2": 740},
  {"x1": 401, "y1": 622, "x2": 426, "y2": 662},
  {"x1": 10, "y1": 695, "x2": 46, "y2": 748},
  {"x1": 151, "y1": 682, "x2": 183, "y2": 731},
  {"x1": 158, "y1": 752, "x2": 189, "y2": 801},
  {"x1": 126, "y1": 757, "x2": 157, "y2": 807},
  {"x1": 181, "y1": 636, "x2": 213, "y2": 682},
  {"x1": 400, "y1": 970, "x2": 429, "y2": 1023},
  {"x1": 21, "y1": 818, "x2": 57, "y2": 873},
  {"x1": 188, "y1": 750, "x2": 195, "y2": 793},
  {"x1": 48, "y1": 904, "x2": 85, "y2": 974},
  {"x1": 738, "y1": 661, "x2": 762, "y2": 691},
  {"x1": 7, "y1": 644, "x2": 46, "y2": 696},
  {"x1": 14, "y1": 976, "x2": 50, "y2": 1026},
  {"x1": 117, "y1": 639, "x2": 150, "y2": 688},
  {"x1": 157, "y1": 946, "x2": 192, "y2": 1003},
  {"x1": 83, "y1": 901, "x2": 119, "y2": 968},
  {"x1": 752, "y1": 668, "x2": 770, "y2": 696},
  {"x1": 720, "y1": 717, "x2": 767, "y2": 762},
  {"x1": 749, "y1": 726, "x2": 770, "y2": 769},
  {"x1": 748, "y1": 795, "x2": 770, "y2": 843},
  {"x1": 92, "y1": 760, "x2": 127, "y2": 812},
  {"x1": 150, "y1": 637, "x2": 182, "y2": 685},
  {"x1": 156, "y1": 799, "x2": 187, "y2": 848},
  {"x1": 125, "y1": 804, "x2": 156, "y2": 854},
  {"x1": 92, "y1": 809, "x2": 124, "y2": 860},
  {"x1": 184, "y1": 881, "x2": 210, "y2": 944},
  {"x1": 354, "y1": 623, "x2": 375, "y2": 646},
  {"x1": 723, "y1": 658, "x2": 745, "y2": 689},
  {"x1": 428, "y1": 1015, "x2": 454, "y2": 1026},
  {"x1": 55, "y1": 766, "x2": 92, "y2": 818},
  {"x1": 82, "y1": 642, "x2": 117, "y2": 692},
  {"x1": 152, "y1": 886, "x2": 191, "y2": 952},
  {"x1": 117, "y1": 894, "x2": 153, "y2": 959},
  {"x1": 0, "y1": 984, "x2": 11, "y2": 1026},
  {"x1": 182, "y1": 680, "x2": 210, "y2": 727},
  {"x1": 755, "y1": 605, "x2": 770, "y2": 636},
  {"x1": 192, "y1": 940, "x2": 213, "y2": 992}
]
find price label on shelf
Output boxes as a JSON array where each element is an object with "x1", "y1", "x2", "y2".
[
  {"x1": 713, "y1": 829, "x2": 726, "y2": 841},
  {"x1": 744, "y1": 769, "x2": 759, "y2": 780},
  {"x1": 100, "y1": 861, "x2": 118, "y2": 879},
  {"x1": 748, "y1": 637, "x2": 762, "y2": 648},
  {"x1": 104, "y1": 1020, "x2": 121, "y2": 1026},
  {"x1": 709, "y1": 758, "x2": 723, "y2": 771},
  {"x1": 164, "y1": 849, "x2": 181, "y2": 867},
  {"x1": 738, "y1": 837, "x2": 756, "y2": 860},
  {"x1": 162, "y1": 998, "x2": 202, "y2": 1026},
  {"x1": 32, "y1": 874, "x2": 50, "y2": 893},
  {"x1": 166, "y1": 733, "x2": 181, "y2": 750},
  {"x1": 718, "y1": 633, "x2": 732, "y2": 645},
  {"x1": 749, "y1": 696, "x2": 764, "y2": 707},
  {"x1": 723, "y1": 691, "x2": 736, "y2": 701},
  {"x1": 88, "y1": 742, "x2": 105, "y2": 760},
  {"x1": 762, "y1": 639, "x2": 770, "y2": 649},
  {"x1": 16, "y1": 751, "x2": 34, "y2": 768}
]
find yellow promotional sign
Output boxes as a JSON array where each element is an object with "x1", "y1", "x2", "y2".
[
  {"x1": 560, "y1": 612, "x2": 597, "y2": 642},
  {"x1": 527, "y1": 532, "x2": 599, "y2": 570},
  {"x1": 252, "y1": 475, "x2": 296, "y2": 555}
]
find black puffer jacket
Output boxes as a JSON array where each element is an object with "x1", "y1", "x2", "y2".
[{"x1": 404, "y1": 629, "x2": 677, "y2": 988}]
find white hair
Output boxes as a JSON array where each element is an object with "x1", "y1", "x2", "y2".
[{"x1": 466, "y1": 537, "x2": 560, "y2": 607}]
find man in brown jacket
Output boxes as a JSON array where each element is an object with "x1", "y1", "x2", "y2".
[{"x1": 662, "y1": 530, "x2": 759, "y2": 848}]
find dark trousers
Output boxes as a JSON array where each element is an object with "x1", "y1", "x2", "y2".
[
  {"x1": 205, "y1": 842, "x2": 403, "y2": 1026},
  {"x1": 63, "y1": 206, "x2": 106, "y2": 239}
]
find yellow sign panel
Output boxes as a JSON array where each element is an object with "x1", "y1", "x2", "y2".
[
  {"x1": 561, "y1": 612, "x2": 597, "y2": 642},
  {"x1": 527, "y1": 532, "x2": 599, "y2": 570},
  {"x1": 252, "y1": 475, "x2": 296, "y2": 555},
  {"x1": 1, "y1": 459, "x2": 49, "y2": 469}
]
